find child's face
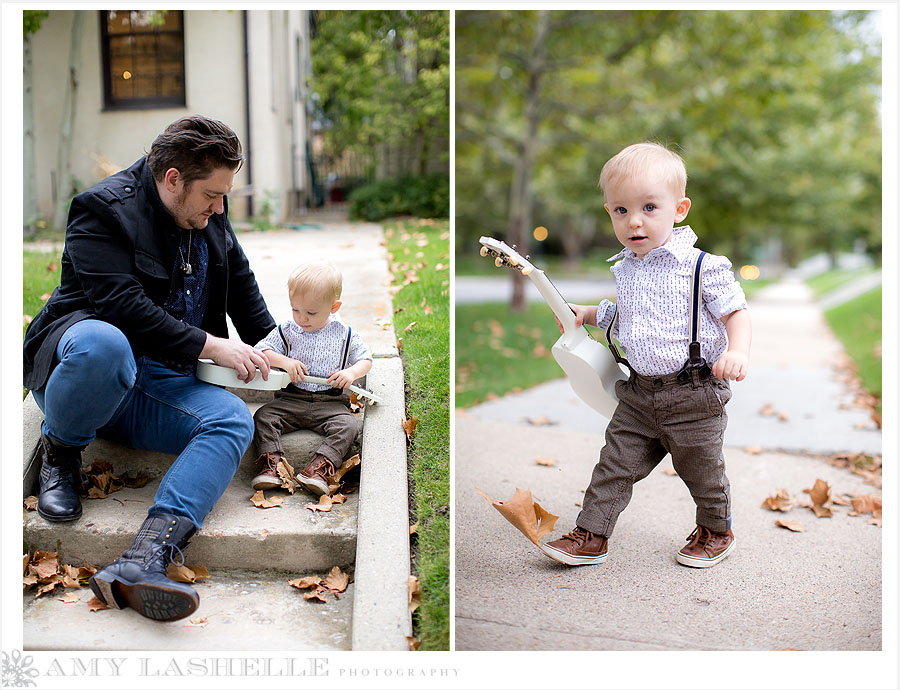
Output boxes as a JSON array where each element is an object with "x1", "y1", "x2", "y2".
[
  {"x1": 290, "y1": 291, "x2": 341, "y2": 332},
  {"x1": 603, "y1": 173, "x2": 691, "y2": 258}
]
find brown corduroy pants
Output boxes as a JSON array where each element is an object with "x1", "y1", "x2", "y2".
[
  {"x1": 252, "y1": 386, "x2": 361, "y2": 468},
  {"x1": 576, "y1": 367, "x2": 733, "y2": 537}
]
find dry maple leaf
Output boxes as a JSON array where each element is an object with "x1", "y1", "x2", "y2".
[
  {"x1": 775, "y1": 519, "x2": 806, "y2": 532},
  {"x1": 759, "y1": 404, "x2": 776, "y2": 416},
  {"x1": 185, "y1": 617, "x2": 208, "y2": 628},
  {"x1": 406, "y1": 636, "x2": 421, "y2": 651},
  {"x1": 803, "y1": 479, "x2": 833, "y2": 518},
  {"x1": 275, "y1": 459, "x2": 297, "y2": 495},
  {"x1": 523, "y1": 416, "x2": 556, "y2": 426},
  {"x1": 30, "y1": 551, "x2": 60, "y2": 580},
  {"x1": 304, "y1": 587, "x2": 329, "y2": 603},
  {"x1": 328, "y1": 454, "x2": 360, "y2": 488},
  {"x1": 250, "y1": 490, "x2": 283, "y2": 509},
  {"x1": 409, "y1": 522, "x2": 419, "y2": 535},
  {"x1": 166, "y1": 563, "x2": 210, "y2": 583},
  {"x1": 535, "y1": 456, "x2": 557, "y2": 467},
  {"x1": 324, "y1": 566, "x2": 350, "y2": 593},
  {"x1": 330, "y1": 493, "x2": 347, "y2": 505},
  {"x1": 662, "y1": 468, "x2": 678, "y2": 476},
  {"x1": 23, "y1": 496, "x2": 38, "y2": 511},
  {"x1": 288, "y1": 576, "x2": 323, "y2": 590},
  {"x1": 761, "y1": 489, "x2": 794, "y2": 512},
  {"x1": 556, "y1": 585, "x2": 574, "y2": 590},
  {"x1": 743, "y1": 446, "x2": 763, "y2": 455},
  {"x1": 402, "y1": 416, "x2": 419, "y2": 441},
  {"x1": 475, "y1": 487, "x2": 559, "y2": 546},
  {"x1": 57, "y1": 591, "x2": 81, "y2": 604},
  {"x1": 849, "y1": 494, "x2": 882, "y2": 515},
  {"x1": 404, "y1": 321, "x2": 418, "y2": 332},
  {"x1": 408, "y1": 575, "x2": 423, "y2": 614},
  {"x1": 306, "y1": 495, "x2": 333, "y2": 512},
  {"x1": 86, "y1": 596, "x2": 110, "y2": 612}
]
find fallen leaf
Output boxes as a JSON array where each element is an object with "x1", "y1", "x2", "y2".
[
  {"x1": 867, "y1": 516, "x2": 882, "y2": 527},
  {"x1": 408, "y1": 575, "x2": 423, "y2": 614},
  {"x1": 24, "y1": 314, "x2": 33, "y2": 325},
  {"x1": 777, "y1": 412, "x2": 790, "y2": 422},
  {"x1": 276, "y1": 459, "x2": 297, "y2": 495},
  {"x1": 47, "y1": 261, "x2": 58, "y2": 272},
  {"x1": 23, "y1": 496, "x2": 38, "y2": 511},
  {"x1": 406, "y1": 636, "x2": 421, "y2": 651},
  {"x1": 535, "y1": 456, "x2": 557, "y2": 467},
  {"x1": 759, "y1": 404, "x2": 776, "y2": 416},
  {"x1": 831, "y1": 494, "x2": 851, "y2": 506},
  {"x1": 306, "y1": 494, "x2": 333, "y2": 512},
  {"x1": 849, "y1": 494, "x2": 882, "y2": 515},
  {"x1": 30, "y1": 551, "x2": 60, "y2": 580},
  {"x1": 776, "y1": 519, "x2": 806, "y2": 532},
  {"x1": 185, "y1": 617, "x2": 208, "y2": 627},
  {"x1": 662, "y1": 468, "x2": 678, "y2": 476},
  {"x1": 166, "y1": 563, "x2": 210, "y2": 583},
  {"x1": 404, "y1": 321, "x2": 418, "y2": 332},
  {"x1": 761, "y1": 489, "x2": 794, "y2": 512},
  {"x1": 57, "y1": 591, "x2": 80, "y2": 604},
  {"x1": 523, "y1": 416, "x2": 556, "y2": 426},
  {"x1": 330, "y1": 493, "x2": 347, "y2": 504},
  {"x1": 250, "y1": 490, "x2": 283, "y2": 509},
  {"x1": 475, "y1": 487, "x2": 559, "y2": 546},
  {"x1": 288, "y1": 576, "x2": 323, "y2": 590},
  {"x1": 324, "y1": 566, "x2": 350, "y2": 593},
  {"x1": 304, "y1": 587, "x2": 329, "y2": 603},
  {"x1": 329, "y1": 454, "x2": 360, "y2": 487},
  {"x1": 556, "y1": 585, "x2": 574, "y2": 590},
  {"x1": 423, "y1": 305, "x2": 433, "y2": 315},
  {"x1": 87, "y1": 596, "x2": 110, "y2": 612},
  {"x1": 409, "y1": 522, "x2": 419, "y2": 535},
  {"x1": 402, "y1": 416, "x2": 419, "y2": 441},
  {"x1": 743, "y1": 446, "x2": 763, "y2": 455}
]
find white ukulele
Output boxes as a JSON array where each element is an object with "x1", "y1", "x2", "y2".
[
  {"x1": 478, "y1": 236, "x2": 628, "y2": 418},
  {"x1": 195, "y1": 360, "x2": 384, "y2": 405}
]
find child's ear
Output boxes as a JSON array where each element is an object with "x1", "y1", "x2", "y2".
[
  {"x1": 603, "y1": 203, "x2": 612, "y2": 216},
  {"x1": 330, "y1": 300, "x2": 342, "y2": 314},
  {"x1": 675, "y1": 197, "x2": 691, "y2": 222}
]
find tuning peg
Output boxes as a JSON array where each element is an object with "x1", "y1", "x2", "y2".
[
  {"x1": 494, "y1": 257, "x2": 504, "y2": 267},
  {"x1": 508, "y1": 256, "x2": 519, "y2": 266},
  {"x1": 479, "y1": 246, "x2": 489, "y2": 257},
  {"x1": 522, "y1": 266, "x2": 532, "y2": 276}
]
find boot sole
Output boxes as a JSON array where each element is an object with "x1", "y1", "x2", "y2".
[
  {"x1": 251, "y1": 475, "x2": 283, "y2": 491},
  {"x1": 295, "y1": 475, "x2": 330, "y2": 496},
  {"x1": 538, "y1": 542, "x2": 608, "y2": 566},
  {"x1": 676, "y1": 538, "x2": 736, "y2": 568},
  {"x1": 89, "y1": 573, "x2": 199, "y2": 622},
  {"x1": 37, "y1": 506, "x2": 82, "y2": 522}
]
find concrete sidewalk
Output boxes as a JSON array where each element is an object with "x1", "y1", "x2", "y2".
[{"x1": 455, "y1": 277, "x2": 883, "y2": 651}]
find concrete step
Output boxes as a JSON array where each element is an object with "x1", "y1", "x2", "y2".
[
  {"x1": 24, "y1": 568, "x2": 353, "y2": 651},
  {"x1": 23, "y1": 395, "x2": 363, "y2": 572}
]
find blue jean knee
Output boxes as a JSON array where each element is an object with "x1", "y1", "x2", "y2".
[{"x1": 33, "y1": 319, "x2": 137, "y2": 447}]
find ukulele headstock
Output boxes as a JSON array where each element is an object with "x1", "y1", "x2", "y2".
[{"x1": 478, "y1": 236, "x2": 535, "y2": 276}]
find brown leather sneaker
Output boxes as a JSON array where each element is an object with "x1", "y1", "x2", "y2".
[
  {"x1": 296, "y1": 455, "x2": 336, "y2": 496},
  {"x1": 251, "y1": 452, "x2": 284, "y2": 491},
  {"x1": 539, "y1": 526, "x2": 608, "y2": 566},
  {"x1": 676, "y1": 525, "x2": 736, "y2": 568}
]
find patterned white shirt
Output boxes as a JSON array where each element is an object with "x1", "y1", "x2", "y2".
[
  {"x1": 255, "y1": 317, "x2": 372, "y2": 392},
  {"x1": 595, "y1": 225, "x2": 747, "y2": 377}
]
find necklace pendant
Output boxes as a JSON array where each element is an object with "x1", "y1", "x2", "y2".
[{"x1": 182, "y1": 263, "x2": 192, "y2": 276}]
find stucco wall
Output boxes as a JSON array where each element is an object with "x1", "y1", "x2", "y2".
[{"x1": 30, "y1": 10, "x2": 250, "y2": 222}]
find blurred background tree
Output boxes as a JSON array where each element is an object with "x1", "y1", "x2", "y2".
[{"x1": 456, "y1": 9, "x2": 882, "y2": 309}]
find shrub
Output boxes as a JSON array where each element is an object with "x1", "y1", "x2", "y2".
[{"x1": 348, "y1": 175, "x2": 449, "y2": 221}]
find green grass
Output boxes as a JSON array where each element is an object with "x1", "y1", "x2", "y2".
[
  {"x1": 806, "y1": 267, "x2": 878, "y2": 298},
  {"x1": 824, "y1": 286, "x2": 882, "y2": 413},
  {"x1": 384, "y1": 218, "x2": 450, "y2": 650},
  {"x1": 24, "y1": 251, "x2": 63, "y2": 335}
]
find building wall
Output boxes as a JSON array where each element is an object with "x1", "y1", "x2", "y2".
[{"x1": 30, "y1": 10, "x2": 250, "y2": 223}]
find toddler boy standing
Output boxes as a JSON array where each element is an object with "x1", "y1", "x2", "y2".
[
  {"x1": 251, "y1": 261, "x2": 372, "y2": 495},
  {"x1": 540, "y1": 142, "x2": 751, "y2": 568}
]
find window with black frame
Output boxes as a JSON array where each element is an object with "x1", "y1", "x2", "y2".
[{"x1": 100, "y1": 10, "x2": 185, "y2": 110}]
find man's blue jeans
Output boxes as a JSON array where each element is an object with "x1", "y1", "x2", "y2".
[{"x1": 32, "y1": 319, "x2": 253, "y2": 528}]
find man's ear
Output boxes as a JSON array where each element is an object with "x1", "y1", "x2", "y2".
[
  {"x1": 330, "y1": 300, "x2": 342, "y2": 314},
  {"x1": 163, "y1": 168, "x2": 182, "y2": 193},
  {"x1": 675, "y1": 197, "x2": 691, "y2": 222}
]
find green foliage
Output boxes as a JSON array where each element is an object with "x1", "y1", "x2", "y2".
[
  {"x1": 805, "y1": 267, "x2": 879, "y2": 298},
  {"x1": 23, "y1": 251, "x2": 63, "y2": 337},
  {"x1": 384, "y1": 218, "x2": 450, "y2": 650},
  {"x1": 311, "y1": 10, "x2": 449, "y2": 175},
  {"x1": 23, "y1": 10, "x2": 49, "y2": 36},
  {"x1": 824, "y1": 286, "x2": 881, "y2": 410},
  {"x1": 348, "y1": 175, "x2": 449, "y2": 221},
  {"x1": 456, "y1": 10, "x2": 882, "y2": 270}
]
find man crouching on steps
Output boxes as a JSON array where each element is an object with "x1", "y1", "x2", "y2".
[{"x1": 23, "y1": 116, "x2": 276, "y2": 621}]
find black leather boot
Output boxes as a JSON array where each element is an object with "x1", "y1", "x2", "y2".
[
  {"x1": 37, "y1": 433, "x2": 88, "y2": 522},
  {"x1": 89, "y1": 513, "x2": 200, "y2": 622}
]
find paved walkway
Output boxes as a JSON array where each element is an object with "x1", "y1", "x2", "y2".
[{"x1": 455, "y1": 276, "x2": 886, "y2": 655}]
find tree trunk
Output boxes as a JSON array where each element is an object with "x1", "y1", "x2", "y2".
[
  {"x1": 23, "y1": 33, "x2": 38, "y2": 237},
  {"x1": 53, "y1": 11, "x2": 84, "y2": 231},
  {"x1": 508, "y1": 10, "x2": 549, "y2": 313}
]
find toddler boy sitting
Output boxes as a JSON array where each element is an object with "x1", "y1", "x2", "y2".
[{"x1": 251, "y1": 261, "x2": 372, "y2": 495}]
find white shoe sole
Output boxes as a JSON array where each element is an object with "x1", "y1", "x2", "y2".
[
  {"x1": 538, "y1": 541, "x2": 608, "y2": 566},
  {"x1": 251, "y1": 475, "x2": 282, "y2": 491},
  {"x1": 676, "y1": 538, "x2": 736, "y2": 568},
  {"x1": 295, "y1": 474, "x2": 330, "y2": 496}
]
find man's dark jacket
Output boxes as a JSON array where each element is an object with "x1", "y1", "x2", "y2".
[{"x1": 24, "y1": 157, "x2": 275, "y2": 391}]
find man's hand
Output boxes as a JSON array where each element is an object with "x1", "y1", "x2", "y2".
[
  {"x1": 712, "y1": 351, "x2": 749, "y2": 381},
  {"x1": 201, "y1": 334, "x2": 270, "y2": 383}
]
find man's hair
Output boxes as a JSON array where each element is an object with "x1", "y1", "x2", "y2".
[
  {"x1": 147, "y1": 115, "x2": 243, "y2": 186},
  {"x1": 598, "y1": 142, "x2": 687, "y2": 199},
  {"x1": 288, "y1": 261, "x2": 343, "y2": 303}
]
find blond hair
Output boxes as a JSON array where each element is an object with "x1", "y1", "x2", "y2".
[
  {"x1": 598, "y1": 142, "x2": 687, "y2": 199},
  {"x1": 287, "y1": 261, "x2": 342, "y2": 302}
]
